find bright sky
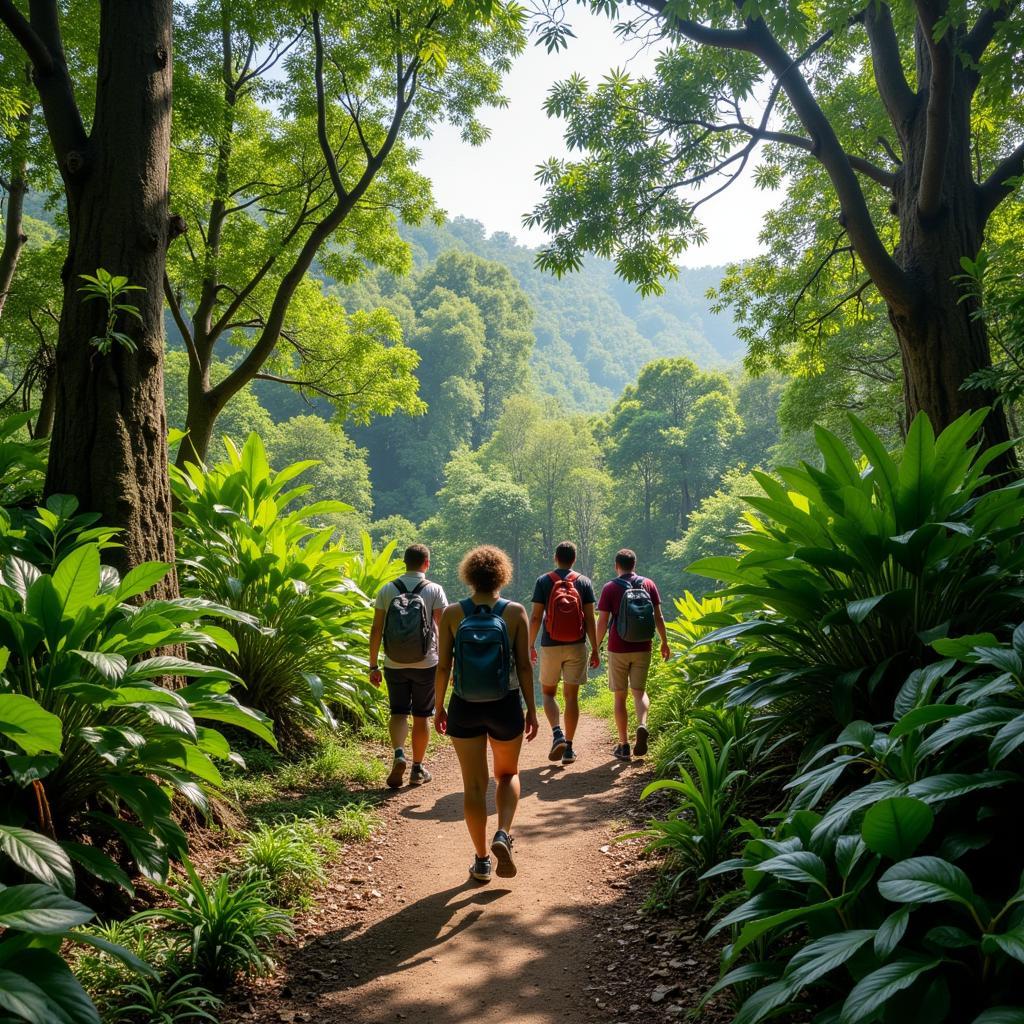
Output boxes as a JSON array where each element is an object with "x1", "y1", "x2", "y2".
[{"x1": 417, "y1": 8, "x2": 779, "y2": 268}]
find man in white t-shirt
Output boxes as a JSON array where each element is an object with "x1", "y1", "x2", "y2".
[{"x1": 369, "y1": 544, "x2": 448, "y2": 788}]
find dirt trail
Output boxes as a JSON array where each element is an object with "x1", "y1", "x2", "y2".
[{"x1": 229, "y1": 715, "x2": 656, "y2": 1024}]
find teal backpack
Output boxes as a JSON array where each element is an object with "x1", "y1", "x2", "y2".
[{"x1": 453, "y1": 599, "x2": 514, "y2": 702}]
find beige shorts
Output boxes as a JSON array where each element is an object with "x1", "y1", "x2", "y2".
[
  {"x1": 607, "y1": 650, "x2": 653, "y2": 693},
  {"x1": 539, "y1": 643, "x2": 588, "y2": 689}
]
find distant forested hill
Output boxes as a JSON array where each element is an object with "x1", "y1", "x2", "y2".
[{"x1": 397, "y1": 217, "x2": 737, "y2": 411}]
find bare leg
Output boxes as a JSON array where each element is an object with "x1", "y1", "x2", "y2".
[
  {"x1": 388, "y1": 714, "x2": 409, "y2": 751},
  {"x1": 631, "y1": 688, "x2": 650, "y2": 731},
  {"x1": 452, "y1": 735, "x2": 489, "y2": 857},
  {"x1": 613, "y1": 690, "x2": 629, "y2": 745},
  {"x1": 489, "y1": 733, "x2": 524, "y2": 834},
  {"x1": 411, "y1": 715, "x2": 429, "y2": 763},
  {"x1": 542, "y1": 687, "x2": 561, "y2": 731},
  {"x1": 563, "y1": 684, "x2": 580, "y2": 743}
]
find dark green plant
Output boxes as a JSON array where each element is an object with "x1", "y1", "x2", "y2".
[
  {"x1": 78, "y1": 269, "x2": 144, "y2": 357},
  {"x1": 0, "y1": 412, "x2": 47, "y2": 507},
  {"x1": 109, "y1": 973, "x2": 221, "y2": 1024},
  {"x1": 236, "y1": 818, "x2": 328, "y2": 907},
  {"x1": 0, "y1": 882, "x2": 153, "y2": 1024},
  {"x1": 138, "y1": 861, "x2": 293, "y2": 991},
  {"x1": 172, "y1": 434, "x2": 384, "y2": 746},
  {"x1": 701, "y1": 630, "x2": 1024, "y2": 1023},
  {"x1": 0, "y1": 539, "x2": 275, "y2": 885},
  {"x1": 690, "y1": 410, "x2": 1024, "y2": 738}
]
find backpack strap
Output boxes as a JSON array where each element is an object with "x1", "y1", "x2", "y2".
[
  {"x1": 493, "y1": 598, "x2": 510, "y2": 617},
  {"x1": 393, "y1": 579, "x2": 408, "y2": 595},
  {"x1": 613, "y1": 575, "x2": 631, "y2": 589},
  {"x1": 459, "y1": 597, "x2": 476, "y2": 618},
  {"x1": 566, "y1": 570, "x2": 579, "y2": 583},
  {"x1": 547, "y1": 571, "x2": 562, "y2": 585},
  {"x1": 411, "y1": 579, "x2": 428, "y2": 595}
]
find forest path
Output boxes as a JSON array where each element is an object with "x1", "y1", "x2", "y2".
[{"x1": 230, "y1": 715, "x2": 652, "y2": 1024}]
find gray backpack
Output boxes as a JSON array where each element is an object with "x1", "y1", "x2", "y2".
[{"x1": 383, "y1": 580, "x2": 432, "y2": 663}]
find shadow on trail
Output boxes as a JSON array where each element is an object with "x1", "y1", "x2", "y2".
[{"x1": 399, "y1": 755, "x2": 642, "y2": 829}]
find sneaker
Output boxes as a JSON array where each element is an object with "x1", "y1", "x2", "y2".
[
  {"x1": 612, "y1": 743, "x2": 631, "y2": 762},
  {"x1": 634, "y1": 726, "x2": 650, "y2": 758},
  {"x1": 470, "y1": 855, "x2": 492, "y2": 882},
  {"x1": 548, "y1": 731, "x2": 567, "y2": 762},
  {"x1": 409, "y1": 764, "x2": 432, "y2": 786},
  {"x1": 561, "y1": 743, "x2": 577, "y2": 765},
  {"x1": 490, "y1": 830, "x2": 517, "y2": 878},
  {"x1": 386, "y1": 751, "x2": 408, "y2": 789}
]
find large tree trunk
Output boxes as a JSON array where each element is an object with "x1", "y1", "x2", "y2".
[
  {"x1": 888, "y1": 31, "x2": 1011, "y2": 455},
  {"x1": 176, "y1": 378, "x2": 219, "y2": 469},
  {"x1": 43, "y1": 0, "x2": 178, "y2": 592},
  {"x1": 0, "y1": 109, "x2": 30, "y2": 319}
]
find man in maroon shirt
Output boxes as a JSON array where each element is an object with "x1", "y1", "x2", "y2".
[{"x1": 596, "y1": 549, "x2": 671, "y2": 761}]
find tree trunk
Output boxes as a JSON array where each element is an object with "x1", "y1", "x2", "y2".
[
  {"x1": 32, "y1": 369, "x2": 55, "y2": 439},
  {"x1": 43, "y1": 0, "x2": 178, "y2": 592},
  {"x1": 887, "y1": 36, "x2": 1011, "y2": 456},
  {"x1": 176, "y1": 378, "x2": 219, "y2": 469},
  {"x1": 0, "y1": 109, "x2": 30, "y2": 319}
]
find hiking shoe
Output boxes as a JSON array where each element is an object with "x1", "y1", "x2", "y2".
[
  {"x1": 548, "y1": 731, "x2": 567, "y2": 761},
  {"x1": 409, "y1": 764, "x2": 432, "y2": 786},
  {"x1": 470, "y1": 855, "x2": 492, "y2": 882},
  {"x1": 490, "y1": 830, "x2": 517, "y2": 878},
  {"x1": 561, "y1": 743, "x2": 577, "y2": 765},
  {"x1": 386, "y1": 752, "x2": 408, "y2": 789},
  {"x1": 634, "y1": 726, "x2": 650, "y2": 758},
  {"x1": 612, "y1": 743, "x2": 631, "y2": 762}
]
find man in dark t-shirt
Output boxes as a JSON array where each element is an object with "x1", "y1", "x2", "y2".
[
  {"x1": 529, "y1": 540, "x2": 599, "y2": 766},
  {"x1": 596, "y1": 548, "x2": 670, "y2": 761}
]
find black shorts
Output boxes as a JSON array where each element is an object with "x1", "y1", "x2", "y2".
[
  {"x1": 446, "y1": 691, "x2": 525, "y2": 741},
  {"x1": 384, "y1": 666, "x2": 436, "y2": 717}
]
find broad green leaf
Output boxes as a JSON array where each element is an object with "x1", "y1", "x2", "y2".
[
  {"x1": 0, "y1": 695, "x2": 62, "y2": 755},
  {"x1": 877, "y1": 856, "x2": 975, "y2": 908},
  {"x1": 889, "y1": 704, "x2": 969, "y2": 739},
  {"x1": 0, "y1": 966, "x2": 76, "y2": 1024},
  {"x1": 981, "y1": 925, "x2": 1024, "y2": 963},
  {"x1": 989, "y1": 713, "x2": 1024, "y2": 766},
  {"x1": 52, "y1": 545, "x2": 100, "y2": 617},
  {"x1": 0, "y1": 827, "x2": 75, "y2": 894},
  {"x1": 71, "y1": 649, "x2": 127, "y2": 681},
  {"x1": 840, "y1": 956, "x2": 940, "y2": 1024},
  {"x1": 972, "y1": 1009, "x2": 1024, "y2": 1023},
  {"x1": 874, "y1": 906, "x2": 911, "y2": 958},
  {"x1": 115, "y1": 561, "x2": 171, "y2": 600},
  {"x1": 0, "y1": 885, "x2": 94, "y2": 932},
  {"x1": 754, "y1": 850, "x2": 829, "y2": 889},
  {"x1": 861, "y1": 798, "x2": 933, "y2": 860},
  {"x1": 785, "y1": 929, "x2": 875, "y2": 990},
  {"x1": 729, "y1": 896, "x2": 847, "y2": 962},
  {"x1": 2, "y1": 948, "x2": 99, "y2": 1024},
  {"x1": 62, "y1": 842, "x2": 135, "y2": 895}
]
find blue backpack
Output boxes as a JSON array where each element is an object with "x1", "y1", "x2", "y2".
[{"x1": 453, "y1": 599, "x2": 514, "y2": 702}]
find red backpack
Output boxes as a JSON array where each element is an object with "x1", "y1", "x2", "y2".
[{"x1": 545, "y1": 571, "x2": 584, "y2": 643}]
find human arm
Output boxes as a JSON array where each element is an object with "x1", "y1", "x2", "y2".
[
  {"x1": 510, "y1": 603, "x2": 539, "y2": 741},
  {"x1": 528, "y1": 602, "x2": 544, "y2": 664},
  {"x1": 585, "y1": 603, "x2": 599, "y2": 668},
  {"x1": 654, "y1": 603, "x2": 670, "y2": 661},
  {"x1": 596, "y1": 609, "x2": 610, "y2": 652},
  {"x1": 433, "y1": 605, "x2": 456, "y2": 736},
  {"x1": 368, "y1": 608, "x2": 385, "y2": 686}
]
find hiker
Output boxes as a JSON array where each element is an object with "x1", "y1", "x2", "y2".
[
  {"x1": 596, "y1": 548, "x2": 671, "y2": 761},
  {"x1": 528, "y1": 540, "x2": 599, "y2": 766},
  {"x1": 369, "y1": 544, "x2": 448, "y2": 789},
  {"x1": 434, "y1": 545, "x2": 539, "y2": 883}
]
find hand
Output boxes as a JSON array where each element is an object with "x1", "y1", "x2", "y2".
[
  {"x1": 369, "y1": 667, "x2": 382, "y2": 687},
  {"x1": 434, "y1": 706, "x2": 448, "y2": 736},
  {"x1": 661, "y1": 640, "x2": 671, "y2": 662},
  {"x1": 589, "y1": 650, "x2": 600, "y2": 669},
  {"x1": 530, "y1": 647, "x2": 538, "y2": 665},
  {"x1": 524, "y1": 709, "x2": 539, "y2": 742}
]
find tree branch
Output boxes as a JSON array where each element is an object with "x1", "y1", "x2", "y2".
[
  {"x1": 965, "y1": 0, "x2": 1018, "y2": 65},
  {"x1": 0, "y1": 0, "x2": 51, "y2": 71},
  {"x1": 915, "y1": 1, "x2": 955, "y2": 222},
  {"x1": 163, "y1": 274, "x2": 202, "y2": 372},
  {"x1": 312, "y1": 10, "x2": 347, "y2": 199},
  {"x1": 978, "y1": 140, "x2": 1024, "y2": 223},
  {"x1": 863, "y1": 4, "x2": 917, "y2": 134}
]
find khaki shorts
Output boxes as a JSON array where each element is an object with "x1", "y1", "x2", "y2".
[
  {"x1": 540, "y1": 643, "x2": 588, "y2": 689},
  {"x1": 607, "y1": 650, "x2": 653, "y2": 693}
]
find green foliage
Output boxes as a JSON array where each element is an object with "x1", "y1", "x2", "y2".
[
  {"x1": 0, "y1": 413, "x2": 47, "y2": 507},
  {"x1": 0, "y1": 883, "x2": 154, "y2": 1024},
  {"x1": 172, "y1": 434, "x2": 383, "y2": 745},
  {"x1": 78, "y1": 269, "x2": 144, "y2": 356},
  {"x1": 690, "y1": 410, "x2": 1024, "y2": 737},
  {"x1": 108, "y1": 973, "x2": 221, "y2": 1024},
  {"x1": 236, "y1": 818, "x2": 329, "y2": 908},
  {"x1": 0, "y1": 534, "x2": 272, "y2": 885},
  {"x1": 137, "y1": 861, "x2": 293, "y2": 991}
]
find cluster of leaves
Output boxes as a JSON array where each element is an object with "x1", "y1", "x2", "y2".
[
  {"x1": 172, "y1": 433, "x2": 391, "y2": 746},
  {"x1": 645, "y1": 411, "x2": 1024, "y2": 1022}
]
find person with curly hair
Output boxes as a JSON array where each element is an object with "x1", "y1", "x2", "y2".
[{"x1": 435, "y1": 545, "x2": 539, "y2": 882}]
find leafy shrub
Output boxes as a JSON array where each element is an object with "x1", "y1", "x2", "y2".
[
  {"x1": 0, "y1": 882, "x2": 153, "y2": 1024},
  {"x1": 691, "y1": 411, "x2": 1024, "y2": 740},
  {"x1": 109, "y1": 973, "x2": 221, "y2": 1024},
  {"x1": 172, "y1": 434, "x2": 383, "y2": 746},
  {"x1": 0, "y1": 411, "x2": 47, "y2": 507},
  {"x1": 138, "y1": 861, "x2": 293, "y2": 991},
  {"x1": 237, "y1": 819, "x2": 328, "y2": 907},
  {"x1": 0, "y1": 540, "x2": 274, "y2": 885}
]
